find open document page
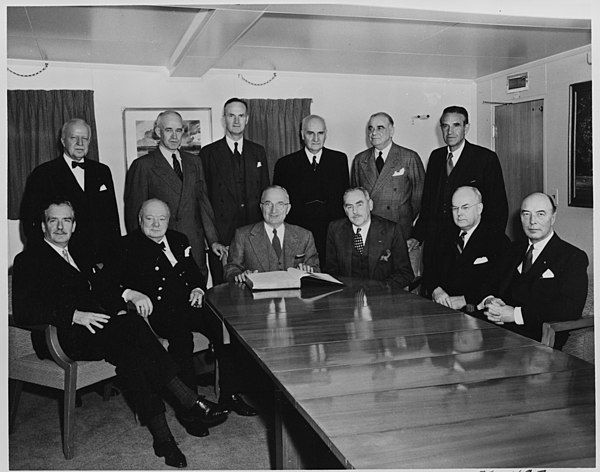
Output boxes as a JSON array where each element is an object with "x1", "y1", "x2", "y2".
[{"x1": 245, "y1": 267, "x2": 344, "y2": 290}]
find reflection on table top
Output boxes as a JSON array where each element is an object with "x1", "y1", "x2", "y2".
[{"x1": 207, "y1": 278, "x2": 595, "y2": 469}]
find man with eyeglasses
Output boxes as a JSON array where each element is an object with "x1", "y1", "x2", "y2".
[
  {"x1": 350, "y1": 112, "x2": 425, "y2": 241},
  {"x1": 224, "y1": 185, "x2": 320, "y2": 282},
  {"x1": 427, "y1": 186, "x2": 509, "y2": 313}
]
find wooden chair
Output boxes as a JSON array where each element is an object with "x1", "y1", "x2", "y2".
[
  {"x1": 541, "y1": 276, "x2": 594, "y2": 363},
  {"x1": 9, "y1": 315, "x2": 117, "y2": 459}
]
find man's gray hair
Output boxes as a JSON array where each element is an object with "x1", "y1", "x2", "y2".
[{"x1": 61, "y1": 118, "x2": 91, "y2": 139}]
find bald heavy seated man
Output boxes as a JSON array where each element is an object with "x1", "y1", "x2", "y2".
[
  {"x1": 480, "y1": 192, "x2": 588, "y2": 346},
  {"x1": 224, "y1": 185, "x2": 320, "y2": 283}
]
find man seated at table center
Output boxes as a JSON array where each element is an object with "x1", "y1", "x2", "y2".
[
  {"x1": 224, "y1": 185, "x2": 320, "y2": 283},
  {"x1": 324, "y1": 186, "x2": 414, "y2": 288},
  {"x1": 480, "y1": 192, "x2": 588, "y2": 346}
]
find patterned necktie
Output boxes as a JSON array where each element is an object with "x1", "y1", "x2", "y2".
[
  {"x1": 353, "y1": 227, "x2": 364, "y2": 254},
  {"x1": 172, "y1": 153, "x2": 183, "y2": 181},
  {"x1": 272, "y1": 228, "x2": 282, "y2": 259},
  {"x1": 457, "y1": 231, "x2": 466, "y2": 254},
  {"x1": 375, "y1": 151, "x2": 384, "y2": 174},
  {"x1": 62, "y1": 248, "x2": 70, "y2": 263},
  {"x1": 522, "y1": 244, "x2": 534, "y2": 273},
  {"x1": 312, "y1": 155, "x2": 318, "y2": 171},
  {"x1": 446, "y1": 152, "x2": 454, "y2": 176}
]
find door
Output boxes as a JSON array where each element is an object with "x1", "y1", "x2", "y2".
[{"x1": 494, "y1": 100, "x2": 544, "y2": 240}]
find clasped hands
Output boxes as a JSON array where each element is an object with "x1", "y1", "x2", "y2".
[
  {"x1": 432, "y1": 287, "x2": 466, "y2": 310},
  {"x1": 483, "y1": 297, "x2": 515, "y2": 324}
]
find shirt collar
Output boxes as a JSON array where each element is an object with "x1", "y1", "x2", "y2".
[
  {"x1": 352, "y1": 219, "x2": 371, "y2": 236},
  {"x1": 264, "y1": 222, "x2": 285, "y2": 241},
  {"x1": 447, "y1": 140, "x2": 466, "y2": 160},
  {"x1": 44, "y1": 238, "x2": 69, "y2": 256},
  {"x1": 528, "y1": 230, "x2": 554, "y2": 252},
  {"x1": 159, "y1": 145, "x2": 179, "y2": 161},
  {"x1": 304, "y1": 148, "x2": 323, "y2": 163},
  {"x1": 63, "y1": 153, "x2": 85, "y2": 168},
  {"x1": 374, "y1": 141, "x2": 393, "y2": 161},
  {"x1": 226, "y1": 136, "x2": 244, "y2": 154}
]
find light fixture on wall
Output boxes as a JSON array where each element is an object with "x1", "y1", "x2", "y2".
[
  {"x1": 411, "y1": 114, "x2": 430, "y2": 125},
  {"x1": 237, "y1": 56, "x2": 278, "y2": 86},
  {"x1": 7, "y1": 7, "x2": 49, "y2": 78},
  {"x1": 238, "y1": 72, "x2": 277, "y2": 86}
]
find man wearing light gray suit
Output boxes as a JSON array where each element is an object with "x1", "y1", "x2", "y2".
[
  {"x1": 224, "y1": 185, "x2": 320, "y2": 283},
  {"x1": 124, "y1": 110, "x2": 219, "y2": 279},
  {"x1": 351, "y1": 112, "x2": 425, "y2": 239}
]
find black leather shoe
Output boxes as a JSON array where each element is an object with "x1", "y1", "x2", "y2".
[
  {"x1": 220, "y1": 393, "x2": 258, "y2": 416},
  {"x1": 153, "y1": 438, "x2": 187, "y2": 468},
  {"x1": 175, "y1": 413, "x2": 210, "y2": 437},
  {"x1": 186, "y1": 397, "x2": 228, "y2": 426}
]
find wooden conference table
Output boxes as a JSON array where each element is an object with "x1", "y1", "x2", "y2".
[{"x1": 206, "y1": 278, "x2": 595, "y2": 469}]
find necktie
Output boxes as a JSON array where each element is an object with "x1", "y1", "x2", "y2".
[
  {"x1": 272, "y1": 228, "x2": 282, "y2": 259},
  {"x1": 71, "y1": 160, "x2": 85, "y2": 169},
  {"x1": 457, "y1": 231, "x2": 466, "y2": 254},
  {"x1": 62, "y1": 248, "x2": 70, "y2": 262},
  {"x1": 172, "y1": 153, "x2": 183, "y2": 181},
  {"x1": 234, "y1": 142, "x2": 242, "y2": 159},
  {"x1": 159, "y1": 241, "x2": 166, "y2": 251},
  {"x1": 375, "y1": 151, "x2": 384, "y2": 174},
  {"x1": 312, "y1": 155, "x2": 318, "y2": 171},
  {"x1": 446, "y1": 152, "x2": 454, "y2": 176},
  {"x1": 353, "y1": 227, "x2": 364, "y2": 254},
  {"x1": 522, "y1": 244, "x2": 534, "y2": 273}
]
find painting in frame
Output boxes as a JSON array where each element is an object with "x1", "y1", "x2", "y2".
[
  {"x1": 122, "y1": 107, "x2": 212, "y2": 170},
  {"x1": 568, "y1": 81, "x2": 592, "y2": 208}
]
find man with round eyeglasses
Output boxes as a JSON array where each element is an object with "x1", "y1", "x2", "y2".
[{"x1": 224, "y1": 185, "x2": 320, "y2": 282}]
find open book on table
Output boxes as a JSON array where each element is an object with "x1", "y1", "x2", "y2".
[{"x1": 245, "y1": 267, "x2": 344, "y2": 291}]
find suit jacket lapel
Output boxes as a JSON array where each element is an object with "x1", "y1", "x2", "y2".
[
  {"x1": 282, "y1": 224, "x2": 300, "y2": 268},
  {"x1": 359, "y1": 150, "x2": 378, "y2": 190},
  {"x1": 338, "y1": 220, "x2": 354, "y2": 274},
  {"x1": 151, "y1": 149, "x2": 183, "y2": 195},
  {"x1": 55, "y1": 158, "x2": 85, "y2": 197},
  {"x1": 214, "y1": 138, "x2": 239, "y2": 200},
  {"x1": 248, "y1": 223, "x2": 271, "y2": 272},
  {"x1": 365, "y1": 218, "x2": 384, "y2": 276}
]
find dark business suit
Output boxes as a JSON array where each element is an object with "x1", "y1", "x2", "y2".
[
  {"x1": 412, "y1": 140, "x2": 508, "y2": 293},
  {"x1": 11, "y1": 241, "x2": 180, "y2": 423},
  {"x1": 200, "y1": 138, "x2": 270, "y2": 284},
  {"x1": 490, "y1": 233, "x2": 588, "y2": 343},
  {"x1": 124, "y1": 148, "x2": 218, "y2": 279},
  {"x1": 224, "y1": 222, "x2": 320, "y2": 282},
  {"x1": 20, "y1": 157, "x2": 121, "y2": 264},
  {"x1": 351, "y1": 142, "x2": 425, "y2": 239},
  {"x1": 426, "y1": 225, "x2": 510, "y2": 308},
  {"x1": 273, "y1": 147, "x2": 349, "y2": 266},
  {"x1": 325, "y1": 214, "x2": 414, "y2": 288}
]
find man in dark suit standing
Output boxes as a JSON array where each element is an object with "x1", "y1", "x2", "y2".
[
  {"x1": 200, "y1": 98, "x2": 270, "y2": 284},
  {"x1": 113, "y1": 199, "x2": 257, "y2": 421},
  {"x1": 224, "y1": 185, "x2": 320, "y2": 283},
  {"x1": 273, "y1": 114, "x2": 349, "y2": 266},
  {"x1": 428, "y1": 186, "x2": 510, "y2": 313},
  {"x1": 12, "y1": 199, "x2": 227, "y2": 468},
  {"x1": 20, "y1": 118, "x2": 120, "y2": 265},
  {"x1": 481, "y1": 193, "x2": 588, "y2": 346},
  {"x1": 325, "y1": 187, "x2": 414, "y2": 288},
  {"x1": 124, "y1": 110, "x2": 218, "y2": 279},
  {"x1": 409, "y1": 106, "x2": 508, "y2": 296},
  {"x1": 350, "y1": 112, "x2": 425, "y2": 240}
]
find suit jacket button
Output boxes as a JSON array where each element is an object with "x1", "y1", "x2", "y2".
[
  {"x1": 157, "y1": 295, "x2": 162, "y2": 301},
  {"x1": 240, "y1": 203, "x2": 245, "y2": 207},
  {"x1": 155, "y1": 266, "x2": 160, "y2": 271},
  {"x1": 158, "y1": 286, "x2": 163, "y2": 291}
]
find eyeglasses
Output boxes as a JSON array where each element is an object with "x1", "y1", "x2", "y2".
[
  {"x1": 451, "y1": 203, "x2": 479, "y2": 213},
  {"x1": 261, "y1": 201, "x2": 289, "y2": 210}
]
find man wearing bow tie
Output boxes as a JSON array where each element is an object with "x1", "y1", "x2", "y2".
[
  {"x1": 21, "y1": 118, "x2": 121, "y2": 265},
  {"x1": 480, "y1": 192, "x2": 588, "y2": 345},
  {"x1": 200, "y1": 98, "x2": 270, "y2": 285},
  {"x1": 124, "y1": 110, "x2": 219, "y2": 280},
  {"x1": 428, "y1": 186, "x2": 510, "y2": 312}
]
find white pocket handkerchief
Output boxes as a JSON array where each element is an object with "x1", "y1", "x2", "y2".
[
  {"x1": 184, "y1": 246, "x2": 192, "y2": 258},
  {"x1": 99, "y1": 184, "x2": 108, "y2": 191},
  {"x1": 257, "y1": 162, "x2": 262, "y2": 168},
  {"x1": 542, "y1": 268, "x2": 555, "y2": 279},
  {"x1": 392, "y1": 168, "x2": 405, "y2": 177},
  {"x1": 473, "y1": 256, "x2": 488, "y2": 265}
]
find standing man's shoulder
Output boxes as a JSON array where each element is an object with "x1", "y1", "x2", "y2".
[
  {"x1": 242, "y1": 138, "x2": 266, "y2": 154},
  {"x1": 129, "y1": 149, "x2": 160, "y2": 169},
  {"x1": 353, "y1": 147, "x2": 372, "y2": 161},
  {"x1": 322, "y1": 147, "x2": 348, "y2": 160},
  {"x1": 390, "y1": 142, "x2": 420, "y2": 158},
  {"x1": 199, "y1": 137, "x2": 226, "y2": 156},
  {"x1": 463, "y1": 140, "x2": 498, "y2": 159}
]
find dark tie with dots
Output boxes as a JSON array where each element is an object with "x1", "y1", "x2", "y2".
[
  {"x1": 159, "y1": 242, "x2": 166, "y2": 251},
  {"x1": 446, "y1": 152, "x2": 454, "y2": 176},
  {"x1": 272, "y1": 228, "x2": 282, "y2": 259},
  {"x1": 457, "y1": 231, "x2": 466, "y2": 255},
  {"x1": 353, "y1": 227, "x2": 364, "y2": 254},
  {"x1": 375, "y1": 151, "x2": 384, "y2": 174},
  {"x1": 172, "y1": 154, "x2": 183, "y2": 181},
  {"x1": 312, "y1": 155, "x2": 318, "y2": 171},
  {"x1": 522, "y1": 244, "x2": 534, "y2": 273}
]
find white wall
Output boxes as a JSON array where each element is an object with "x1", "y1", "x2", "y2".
[
  {"x1": 6, "y1": 62, "x2": 475, "y2": 264},
  {"x1": 475, "y1": 46, "x2": 593, "y2": 269}
]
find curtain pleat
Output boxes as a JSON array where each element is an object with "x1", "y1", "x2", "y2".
[{"x1": 7, "y1": 90, "x2": 99, "y2": 219}]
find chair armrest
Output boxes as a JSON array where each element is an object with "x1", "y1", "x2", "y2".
[
  {"x1": 8, "y1": 313, "x2": 48, "y2": 332},
  {"x1": 541, "y1": 317, "x2": 594, "y2": 348}
]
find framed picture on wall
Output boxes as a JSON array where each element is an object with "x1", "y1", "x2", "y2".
[
  {"x1": 122, "y1": 107, "x2": 212, "y2": 170},
  {"x1": 568, "y1": 81, "x2": 592, "y2": 208}
]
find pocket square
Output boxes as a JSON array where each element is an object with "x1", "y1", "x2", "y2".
[
  {"x1": 294, "y1": 253, "x2": 305, "y2": 259},
  {"x1": 541, "y1": 269, "x2": 555, "y2": 279},
  {"x1": 392, "y1": 168, "x2": 405, "y2": 177},
  {"x1": 99, "y1": 184, "x2": 108, "y2": 191},
  {"x1": 473, "y1": 256, "x2": 488, "y2": 265},
  {"x1": 257, "y1": 162, "x2": 262, "y2": 168},
  {"x1": 184, "y1": 246, "x2": 192, "y2": 258}
]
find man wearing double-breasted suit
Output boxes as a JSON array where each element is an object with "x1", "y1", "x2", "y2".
[
  {"x1": 481, "y1": 193, "x2": 588, "y2": 346},
  {"x1": 350, "y1": 112, "x2": 425, "y2": 240},
  {"x1": 325, "y1": 187, "x2": 414, "y2": 288},
  {"x1": 124, "y1": 110, "x2": 218, "y2": 279},
  {"x1": 224, "y1": 185, "x2": 320, "y2": 283},
  {"x1": 20, "y1": 118, "x2": 121, "y2": 265},
  {"x1": 201, "y1": 98, "x2": 270, "y2": 284}
]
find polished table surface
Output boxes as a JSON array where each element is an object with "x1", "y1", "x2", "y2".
[{"x1": 206, "y1": 278, "x2": 595, "y2": 469}]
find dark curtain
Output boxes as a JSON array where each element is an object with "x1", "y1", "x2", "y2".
[
  {"x1": 243, "y1": 98, "x2": 312, "y2": 181},
  {"x1": 7, "y1": 90, "x2": 99, "y2": 219}
]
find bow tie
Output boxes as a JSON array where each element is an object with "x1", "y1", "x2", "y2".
[{"x1": 71, "y1": 160, "x2": 85, "y2": 169}]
